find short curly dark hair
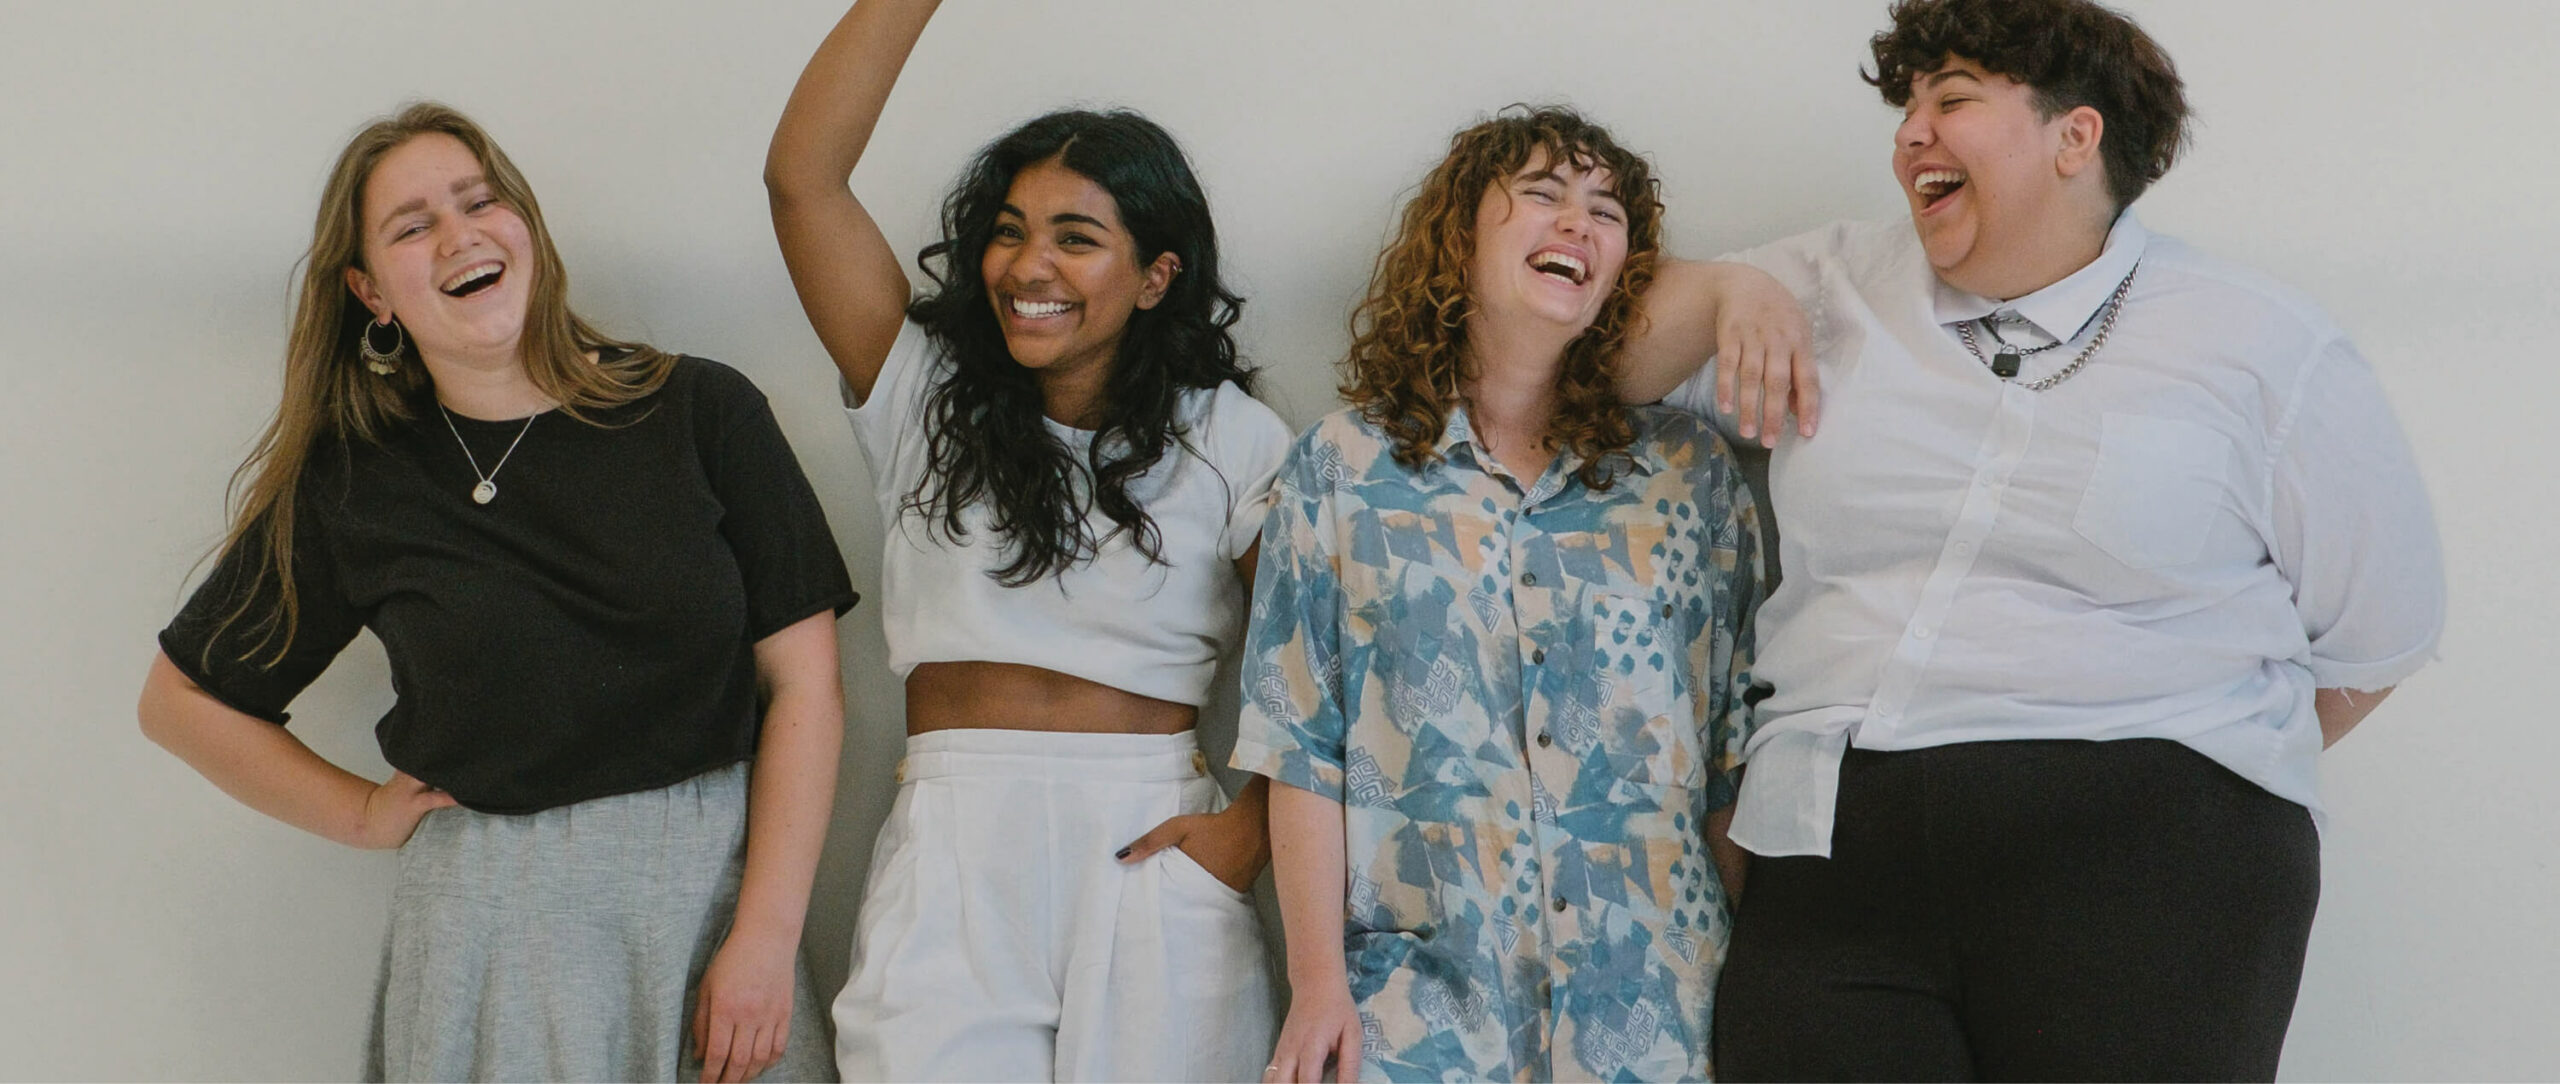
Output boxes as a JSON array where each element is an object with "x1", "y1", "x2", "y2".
[{"x1": 1866, "y1": 0, "x2": 2188, "y2": 210}]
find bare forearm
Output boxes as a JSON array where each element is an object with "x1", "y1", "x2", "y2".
[
  {"x1": 2317, "y1": 685, "x2": 2395, "y2": 749},
  {"x1": 765, "y1": 0, "x2": 927, "y2": 398},
  {"x1": 1704, "y1": 803, "x2": 1749, "y2": 903},
  {"x1": 764, "y1": 0, "x2": 940, "y2": 193},
  {"x1": 1618, "y1": 259, "x2": 1726, "y2": 403},
  {"x1": 137, "y1": 652, "x2": 377, "y2": 846},
  {"x1": 730, "y1": 684, "x2": 843, "y2": 944},
  {"x1": 1270, "y1": 781, "x2": 1350, "y2": 986},
  {"x1": 1229, "y1": 771, "x2": 1270, "y2": 822}
]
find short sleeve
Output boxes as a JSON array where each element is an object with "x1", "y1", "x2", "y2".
[
  {"x1": 697, "y1": 363, "x2": 860, "y2": 640},
  {"x1": 1207, "y1": 384, "x2": 1294, "y2": 561},
  {"x1": 1229, "y1": 434, "x2": 1351, "y2": 800},
  {"x1": 2268, "y1": 336, "x2": 2445, "y2": 691},
  {"x1": 157, "y1": 499, "x2": 364, "y2": 725},
  {"x1": 842, "y1": 320, "x2": 943, "y2": 502}
]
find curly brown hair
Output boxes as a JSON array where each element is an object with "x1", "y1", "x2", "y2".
[
  {"x1": 1866, "y1": 0, "x2": 2188, "y2": 210},
  {"x1": 1341, "y1": 105, "x2": 1663, "y2": 489}
]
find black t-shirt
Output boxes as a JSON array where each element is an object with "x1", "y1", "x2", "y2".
[{"x1": 160, "y1": 356, "x2": 857, "y2": 814}]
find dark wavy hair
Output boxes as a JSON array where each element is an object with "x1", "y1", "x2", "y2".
[
  {"x1": 1341, "y1": 105, "x2": 1664, "y2": 490},
  {"x1": 905, "y1": 110, "x2": 1252, "y2": 586},
  {"x1": 1866, "y1": 0, "x2": 2189, "y2": 210}
]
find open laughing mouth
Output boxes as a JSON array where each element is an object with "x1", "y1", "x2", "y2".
[
  {"x1": 440, "y1": 261, "x2": 504, "y2": 298},
  {"x1": 1008, "y1": 297, "x2": 1072, "y2": 319},
  {"x1": 1528, "y1": 249, "x2": 1589, "y2": 286},
  {"x1": 1914, "y1": 168, "x2": 1969, "y2": 211}
]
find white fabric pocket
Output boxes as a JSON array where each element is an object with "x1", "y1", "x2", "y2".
[
  {"x1": 2073, "y1": 412, "x2": 2234, "y2": 570},
  {"x1": 1161, "y1": 844, "x2": 1255, "y2": 904}
]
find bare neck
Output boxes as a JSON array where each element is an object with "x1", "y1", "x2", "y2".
[
  {"x1": 1037, "y1": 361, "x2": 1112, "y2": 431},
  {"x1": 1951, "y1": 200, "x2": 2116, "y2": 302},
  {"x1": 421, "y1": 346, "x2": 556, "y2": 420},
  {"x1": 1460, "y1": 319, "x2": 1570, "y2": 482}
]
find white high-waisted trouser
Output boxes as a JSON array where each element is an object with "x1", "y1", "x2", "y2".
[{"x1": 832, "y1": 729, "x2": 1277, "y2": 1082}]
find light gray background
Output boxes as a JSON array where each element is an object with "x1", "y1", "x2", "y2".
[{"x1": 4, "y1": 2, "x2": 2552, "y2": 1079}]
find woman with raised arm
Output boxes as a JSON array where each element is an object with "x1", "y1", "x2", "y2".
[
  {"x1": 1237, "y1": 106, "x2": 1766, "y2": 1083},
  {"x1": 765, "y1": 2, "x2": 1284, "y2": 1080},
  {"x1": 139, "y1": 103, "x2": 853, "y2": 1082}
]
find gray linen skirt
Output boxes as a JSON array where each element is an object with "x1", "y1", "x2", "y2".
[{"x1": 363, "y1": 762, "x2": 836, "y2": 1082}]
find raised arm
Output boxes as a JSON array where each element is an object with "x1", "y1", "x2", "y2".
[
  {"x1": 1618, "y1": 258, "x2": 1819, "y2": 445},
  {"x1": 764, "y1": 0, "x2": 938, "y2": 402}
]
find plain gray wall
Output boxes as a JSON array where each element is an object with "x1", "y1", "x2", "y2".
[{"x1": 3, "y1": 1, "x2": 2554, "y2": 1079}]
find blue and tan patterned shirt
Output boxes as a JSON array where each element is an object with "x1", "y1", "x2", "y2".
[{"x1": 1234, "y1": 403, "x2": 1764, "y2": 1082}]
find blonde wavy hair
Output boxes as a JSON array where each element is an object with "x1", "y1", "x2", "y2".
[
  {"x1": 1341, "y1": 105, "x2": 1664, "y2": 487},
  {"x1": 209, "y1": 102, "x2": 670, "y2": 666}
]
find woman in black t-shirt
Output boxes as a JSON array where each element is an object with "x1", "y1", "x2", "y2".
[{"x1": 140, "y1": 103, "x2": 855, "y2": 1082}]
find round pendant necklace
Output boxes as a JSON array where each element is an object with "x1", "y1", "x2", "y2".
[{"x1": 438, "y1": 404, "x2": 538, "y2": 505}]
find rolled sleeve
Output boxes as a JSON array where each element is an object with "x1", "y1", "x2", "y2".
[
  {"x1": 1214, "y1": 386, "x2": 1295, "y2": 562},
  {"x1": 1231, "y1": 466, "x2": 1350, "y2": 800},
  {"x1": 2269, "y1": 337, "x2": 2446, "y2": 691},
  {"x1": 157, "y1": 496, "x2": 363, "y2": 726},
  {"x1": 842, "y1": 320, "x2": 940, "y2": 497}
]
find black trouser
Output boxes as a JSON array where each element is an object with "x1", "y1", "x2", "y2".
[{"x1": 1714, "y1": 739, "x2": 2320, "y2": 1082}]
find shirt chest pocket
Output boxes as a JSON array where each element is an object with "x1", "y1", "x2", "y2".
[
  {"x1": 2073, "y1": 413, "x2": 2236, "y2": 571},
  {"x1": 1582, "y1": 592, "x2": 1704, "y2": 789}
]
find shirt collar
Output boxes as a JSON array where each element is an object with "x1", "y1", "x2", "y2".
[
  {"x1": 1436, "y1": 402, "x2": 1482, "y2": 462},
  {"x1": 1438, "y1": 402, "x2": 1656, "y2": 481},
  {"x1": 1932, "y1": 211, "x2": 2150, "y2": 340}
]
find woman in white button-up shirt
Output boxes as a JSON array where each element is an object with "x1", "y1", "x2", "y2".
[{"x1": 1618, "y1": 0, "x2": 2444, "y2": 1079}]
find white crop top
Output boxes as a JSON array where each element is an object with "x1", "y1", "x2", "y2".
[{"x1": 845, "y1": 321, "x2": 1294, "y2": 707}]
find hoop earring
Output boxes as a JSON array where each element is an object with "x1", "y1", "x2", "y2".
[{"x1": 360, "y1": 318, "x2": 406, "y2": 375}]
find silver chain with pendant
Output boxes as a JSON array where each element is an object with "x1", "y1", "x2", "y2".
[
  {"x1": 1957, "y1": 260, "x2": 2140, "y2": 392},
  {"x1": 438, "y1": 404, "x2": 537, "y2": 505}
]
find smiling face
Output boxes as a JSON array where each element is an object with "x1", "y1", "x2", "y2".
[
  {"x1": 1893, "y1": 57, "x2": 2107, "y2": 296},
  {"x1": 343, "y1": 132, "x2": 535, "y2": 366},
  {"x1": 979, "y1": 156, "x2": 1178, "y2": 380},
  {"x1": 1465, "y1": 150, "x2": 1631, "y2": 336}
]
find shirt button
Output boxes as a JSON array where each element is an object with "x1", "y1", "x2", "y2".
[
  {"x1": 1536, "y1": 731, "x2": 1554, "y2": 748},
  {"x1": 1660, "y1": 603, "x2": 1674, "y2": 618},
  {"x1": 1530, "y1": 648, "x2": 1546, "y2": 665},
  {"x1": 1913, "y1": 626, "x2": 1933, "y2": 640},
  {"x1": 1953, "y1": 541, "x2": 1973, "y2": 555},
  {"x1": 1553, "y1": 895, "x2": 1569, "y2": 912},
  {"x1": 1521, "y1": 571, "x2": 1538, "y2": 587}
]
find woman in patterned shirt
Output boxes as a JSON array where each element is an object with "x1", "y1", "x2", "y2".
[{"x1": 1237, "y1": 106, "x2": 1766, "y2": 1082}]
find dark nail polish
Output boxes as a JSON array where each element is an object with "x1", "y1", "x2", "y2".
[{"x1": 1114, "y1": 846, "x2": 1133, "y2": 859}]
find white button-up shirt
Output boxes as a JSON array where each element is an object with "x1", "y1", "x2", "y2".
[{"x1": 1669, "y1": 213, "x2": 2445, "y2": 857}]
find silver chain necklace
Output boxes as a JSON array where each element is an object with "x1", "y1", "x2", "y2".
[
  {"x1": 1972, "y1": 322, "x2": 2064, "y2": 378},
  {"x1": 1957, "y1": 260, "x2": 2140, "y2": 392},
  {"x1": 438, "y1": 404, "x2": 538, "y2": 505}
]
